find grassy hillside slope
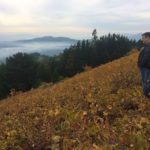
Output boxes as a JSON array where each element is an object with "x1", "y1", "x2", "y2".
[{"x1": 0, "y1": 51, "x2": 149, "y2": 150}]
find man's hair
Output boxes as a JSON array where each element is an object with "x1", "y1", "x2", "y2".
[{"x1": 142, "y1": 32, "x2": 150, "y2": 38}]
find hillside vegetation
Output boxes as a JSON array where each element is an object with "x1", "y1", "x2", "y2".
[
  {"x1": 0, "y1": 51, "x2": 149, "y2": 150},
  {"x1": 0, "y1": 32, "x2": 139, "y2": 99}
]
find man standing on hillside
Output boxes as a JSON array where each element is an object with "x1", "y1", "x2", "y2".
[{"x1": 137, "y1": 32, "x2": 150, "y2": 99}]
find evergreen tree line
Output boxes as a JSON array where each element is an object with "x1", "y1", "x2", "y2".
[{"x1": 0, "y1": 31, "x2": 142, "y2": 99}]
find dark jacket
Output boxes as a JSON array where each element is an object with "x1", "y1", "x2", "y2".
[{"x1": 137, "y1": 42, "x2": 150, "y2": 69}]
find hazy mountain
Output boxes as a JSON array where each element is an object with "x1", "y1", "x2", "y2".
[
  {"x1": 16, "y1": 36, "x2": 78, "y2": 43},
  {"x1": 0, "y1": 36, "x2": 78, "y2": 62},
  {"x1": 0, "y1": 41, "x2": 18, "y2": 48},
  {"x1": 124, "y1": 33, "x2": 142, "y2": 41}
]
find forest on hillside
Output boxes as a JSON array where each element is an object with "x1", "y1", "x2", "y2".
[{"x1": 0, "y1": 30, "x2": 142, "y2": 99}]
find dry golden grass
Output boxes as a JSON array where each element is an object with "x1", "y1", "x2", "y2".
[{"x1": 0, "y1": 51, "x2": 149, "y2": 150}]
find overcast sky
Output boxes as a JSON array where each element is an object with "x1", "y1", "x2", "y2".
[{"x1": 0, "y1": 0, "x2": 150, "y2": 39}]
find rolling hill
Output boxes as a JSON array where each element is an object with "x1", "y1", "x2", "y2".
[
  {"x1": 0, "y1": 50, "x2": 149, "y2": 149},
  {"x1": 16, "y1": 36, "x2": 78, "y2": 43}
]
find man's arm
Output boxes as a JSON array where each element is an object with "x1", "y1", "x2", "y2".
[
  {"x1": 137, "y1": 47, "x2": 144, "y2": 68},
  {"x1": 140, "y1": 48, "x2": 150, "y2": 68}
]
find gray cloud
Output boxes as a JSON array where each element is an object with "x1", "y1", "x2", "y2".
[
  {"x1": 0, "y1": 3, "x2": 16, "y2": 14},
  {"x1": 0, "y1": 0, "x2": 149, "y2": 38}
]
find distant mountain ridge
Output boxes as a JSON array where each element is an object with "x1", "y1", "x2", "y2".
[
  {"x1": 124, "y1": 33, "x2": 142, "y2": 41},
  {"x1": 16, "y1": 36, "x2": 78, "y2": 43}
]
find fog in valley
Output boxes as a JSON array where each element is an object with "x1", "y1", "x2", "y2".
[{"x1": 0, "y1": 41, "x2": 75, "y2": 62}]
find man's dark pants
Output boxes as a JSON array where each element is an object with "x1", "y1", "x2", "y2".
[{"x1": 140, "y1": 67, "x2": 150, "y2": 99}]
